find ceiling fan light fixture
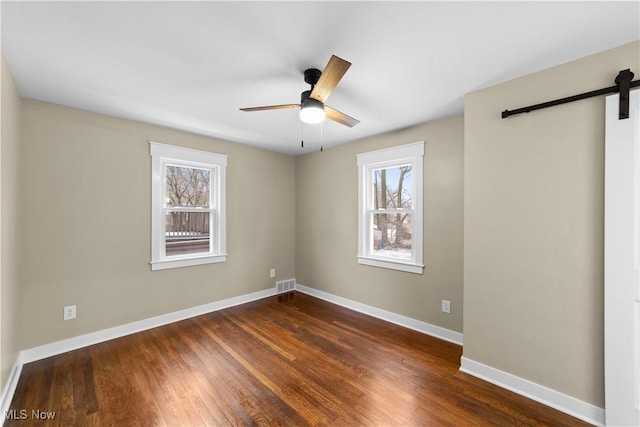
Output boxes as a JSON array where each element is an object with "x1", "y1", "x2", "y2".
[
  {"x1": 300, "y1": 98, "x2": 325, "y2": 124},
  {"x1": 240, "y1": 56, "x2": 358, "y2": 128}
]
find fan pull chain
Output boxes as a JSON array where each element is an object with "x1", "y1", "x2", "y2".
[
  {"x1": 300, "y1": 121, "x2": 304, "y2": 148},
  {"x1": 320, "y1": 121, "x2": 324, "y2": 152}
]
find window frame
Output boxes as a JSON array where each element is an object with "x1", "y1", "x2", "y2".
[
  {"x1": 357, "y1": 141, "x2": 424, "y2": 274},
  {"x1": 149, "y1": 142, "x2": 227, "y2": 271}
]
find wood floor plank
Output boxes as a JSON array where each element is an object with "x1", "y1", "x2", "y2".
[{"x1": 6, "y1": 292, "x2": 590, "y2": 426}]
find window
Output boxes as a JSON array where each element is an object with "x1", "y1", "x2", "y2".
[
  {"x1": 357, "y1": 141, "x2": 424, "y2": 274},
  {"x1": 150, "y1": 142, "x2": 227, "y2": 270}
]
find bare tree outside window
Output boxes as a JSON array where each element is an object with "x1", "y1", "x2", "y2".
[
  {"x1": 165, "y1": 166, "x2": 210, "y2": 206},
  {"x1": 372, "y1": 165, "x2": 412, "y2": 259},
  {"x1": 164, "y1": 166, "x2": 212, "y2": 256}
]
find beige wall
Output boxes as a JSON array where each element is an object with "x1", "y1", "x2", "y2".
[
  {"x1": 296, "y1": 116, "x2": 464, "y2": 332},
  {"x1": 18, "y1": 100, "x2": 296, "y2": 349},
  {"x1": 463, "y1": 40, "x2": 640, "y2": 407},
  {"x1": 1, "y1": 57, "x2": 22, "y2": 390}
]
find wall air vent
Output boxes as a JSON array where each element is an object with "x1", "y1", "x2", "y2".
[{"x1": 276, "y1": 279, "x2": 296, "y2": 294}]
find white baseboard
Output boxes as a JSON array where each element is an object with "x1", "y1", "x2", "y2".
[
  {"x1": 1, "y1": 287, "x2": 278, "y2": 414},
  {"x1": 0, "y1": 360, "x2": 23, "y2": 419},
  {"x1": 295, "y1": 283, "x2": 464, "y2": 345},
  {"x1": 460, "y1": 356, "x2": 605, "y2": 426},
  {"x1": 20, "y1": 287, "x2": 277, "y2": 364}
]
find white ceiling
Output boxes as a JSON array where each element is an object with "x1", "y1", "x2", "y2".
[{"x1": 2, "y1": 1, "x2": 639, "y2": 155}]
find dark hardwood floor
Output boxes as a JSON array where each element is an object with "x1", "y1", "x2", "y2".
[{"x1": 7, "y1": 292, "x2": 589, "y2": 426}]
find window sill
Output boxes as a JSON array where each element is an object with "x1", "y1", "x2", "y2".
[
  {"x1": 150, "y1": 254, "x2": 227, "y2": 271},
  {"x1": 357, "y1": 256, "x2": 424, "y2": 274}
]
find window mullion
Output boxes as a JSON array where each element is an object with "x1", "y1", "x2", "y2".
[
  {"x1": 370, "y1": 209, "x2": 413, "y2": 213},
  {"x1": 164, "y1": 207, "x2": 210, "y2": 212}
]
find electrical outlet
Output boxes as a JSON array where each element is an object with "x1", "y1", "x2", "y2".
[
  {"x1": 441, "y1": 300, "x2": 451, "y2": 314},
  {"x1": 63, "y1": 305, "x2": 76, "y2": 321},
  {"x1": 270, "y1": 269, "x2": 276, "y2": 278}
]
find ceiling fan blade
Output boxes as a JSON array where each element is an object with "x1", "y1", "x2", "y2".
[
  {"x1": 240, "y1": 104, "x2": 299, "y2": 112},
  {"x1": 325, "y1": 105, "x2": 360, "y2": 127},
  {"x1": 310, "y1": 55, "x2": 351, "y2": 103}
]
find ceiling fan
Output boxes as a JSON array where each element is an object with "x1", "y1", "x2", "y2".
[{"x1": 240, "y1": 55, "x2": 360, "y2": 128}]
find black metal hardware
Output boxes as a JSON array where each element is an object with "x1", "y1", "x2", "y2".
[
  {"x1": 615, "y1": 69, "x2": 634, "y2": 119},
  {"x1": 502, "y1": 69, "x2": 639, "y2": 120},
  {"x1": 304, "y1": 68, "x2": 322, "y2": 89}
]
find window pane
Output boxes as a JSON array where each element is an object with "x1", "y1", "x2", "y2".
[
  {"x1": 372, "y1": 212, "x2": 412, "y2": 260},
  {"x1": 165, "y1": 166, "x2": 210, "y2": 207},
  {"x1": 372, "y1": 165, "x2": 412, "y2": 210},
  {"x1": 165, "y1": 211, "x2": 211, "y2": 256}
]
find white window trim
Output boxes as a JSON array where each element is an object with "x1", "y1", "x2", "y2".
[
  {"x1": 149, "y1": 141, "x2": 227, "y2": 271},
  {"x1": 357, "y1": 141, "x2": 424, "y2": 274}
]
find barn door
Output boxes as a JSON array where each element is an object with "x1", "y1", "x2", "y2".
[{"x1": 605, "y1": 90, "x2": 640, "y2": 427}]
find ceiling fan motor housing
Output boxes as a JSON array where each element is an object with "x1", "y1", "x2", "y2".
[
  {"x1": 300, "y1": 90, "x2": 311, "y2": 103},
  {"x1": 300, "y1": 90, "x2": 324, "y2": 109}
]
